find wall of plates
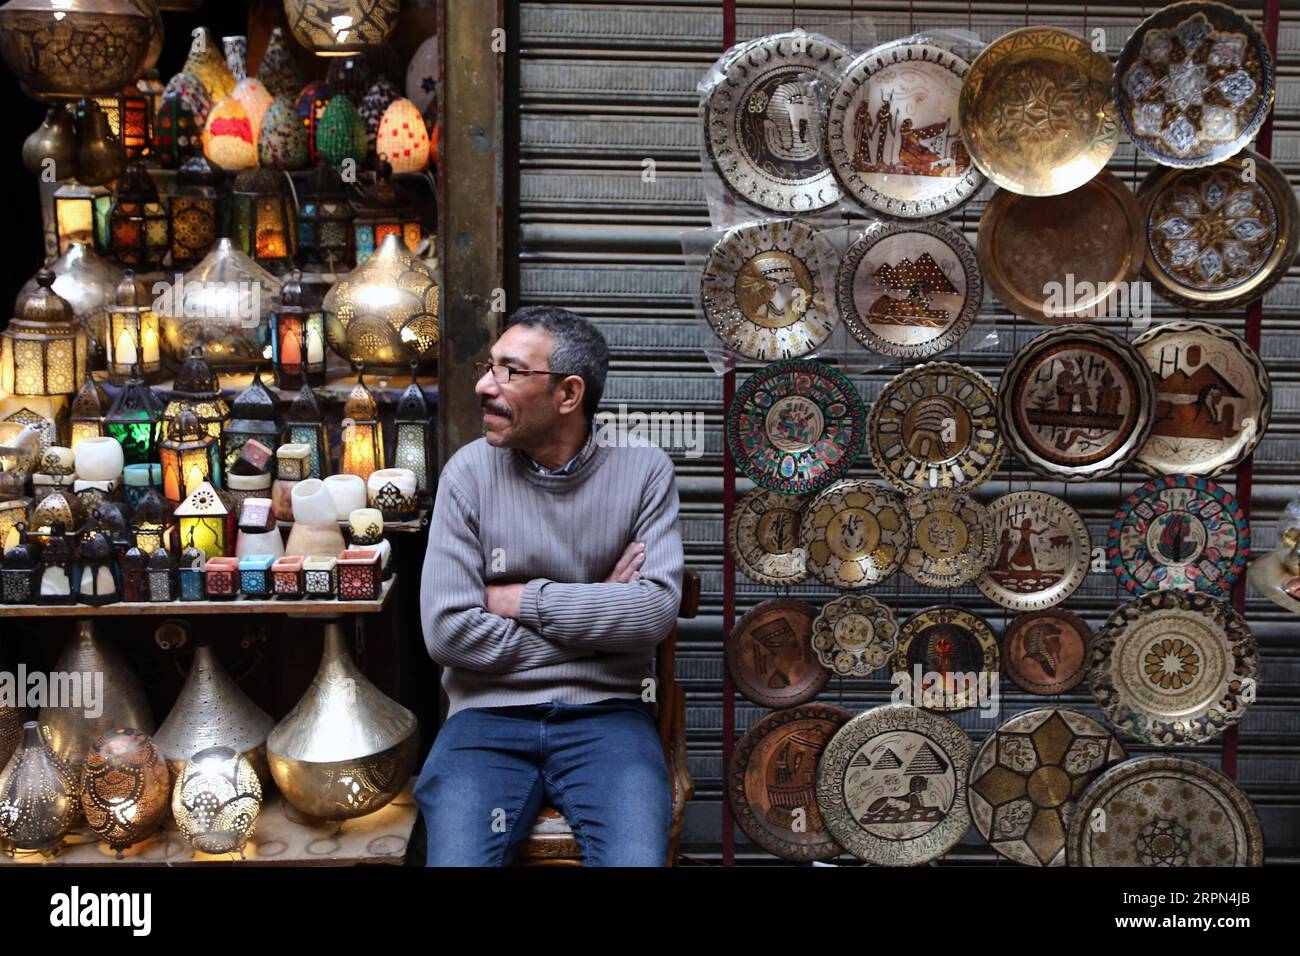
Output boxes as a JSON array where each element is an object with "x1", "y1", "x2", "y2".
[{"x1": 511, "y1": 0, "x2": 1300, "y2": 863}]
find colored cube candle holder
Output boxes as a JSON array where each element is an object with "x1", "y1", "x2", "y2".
[
  {"x1": 271, "y1": 555, "x2": 305, "y2": 599},
  {"x1": 337, "y1": 549, "x2": 382, "y2": 601},
  {"x1": 302, "y1": 555, "x2": 336, "y2": 599},
  {"x1": 234, "y1": 438, "x2": 275, "y2": 475},
  {"x1": 238, "y1": 554, "x2": 276, "y2": 597},
  {"x1": 204, "y1": 556, "x2": 241, "y2": 599}
]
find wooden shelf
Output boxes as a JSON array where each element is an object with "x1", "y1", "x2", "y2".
[
  {"x1": 0, "y1": 780, "x2": 418, "y2": 867},
  {"x1": 1, "y1": 578, "x2": 394, "y2": 617}
]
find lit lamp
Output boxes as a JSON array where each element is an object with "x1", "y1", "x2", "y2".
[
  {"x1": 80, "y1": 729, "x2": 171, "y2": 855},
  {"x1": 173, "y1": 481, "x2": 230, "y2": 560},
  {"x1": 53, "y1": 182, "x2": 109, "y2": 255},
  {"x1": 283, "y1": 385, "x2": 329, "y2": 479},
  {"x1": 393, "y1": 367, "x2": 433, "y2": 494},
  {"x1": 340, "y1": 372, "x2": 383, "y2": 482},
  {"x1": 283, "y1": 0, "x2": 400, "y2": 56},
  {"x1": 1, "y1": 270, "x2": 89, "y2": 401},
  {"x1": 130, "y1": 483, "x2": 169, "y2": 554},
  {"x1": 108, "y1": 163, "x2": 169, "y2": 271},
  {"x1": 352, "y1": 162, "x2": 422, "y2": 263},
  {"x1": 69, "y1": 377, "x2": 110, "y2": 452},
  {"x1": 271, "y1": 272, "x2": 327, "y2": 390},
  {"x1": 163, "y1": 347, "x2": 229, "y2": 441},
  {"x1": 0, "y1": 496, "x2": 29, "y2": 554},
  {"x1": 104, "y1": 372, "x2": 165, "y2": 467},
  {"x1": 230, "y1": 169, "x2": 295, "y2": 274},
  {"x1": 221, "y1": 373, "x2": 279, "y2": 477},
  {"x1": 160, "y1": 409, "x2": 220, "y2": 505},
  {"x1": 296, "y1": 164, "x2": 355, "y2": 271},
  {"x1": 105, "y1": 272, "x2": 161, "y2": 383},
  {"x1": 77, "y1": 531, "x2": 119, "y2": 606},
  {"x1": 168, "y1": 156, "x2": 228, "y2": 270}
]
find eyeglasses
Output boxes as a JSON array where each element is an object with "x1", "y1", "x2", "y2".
[{"x1": 474, "y1": 361, "x2": 572, "y2": 384}]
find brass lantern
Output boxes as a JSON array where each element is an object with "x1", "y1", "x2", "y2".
[
  {"x1": 393, "y1": 368, "x2": 433, "y2": 494},
  {"x1": 80, "y1": 728, "x2": 171, "y2": 854},
  {"x1": 352, "y1": 161, "x2": 421, "y2": 263},
  {"x1": 104, "y1": 372, "x2": 165, "y2": 467},
  {"x1": 162, "y1": 346, "x2": 229, "y2": 441},
  {"x1": 168, "y1": 156, "x2": 228, "y2": 270},
  {"x1": 220, "y1": 372, "x2": 278, "y2": 477},
  {"x1": 52, "y1": 181, "x2": 111, "y2": 256},
  {"x1": 340, "y1": 372, "x2": 383, "y2": 482},
  {"x1": 296, "y1": 164, "x2": 355, "y2": 271},
  {"x1": 1, "y1": 270, "x2": 89, "y2": 400},
  {"x1": 109, "y1": 163, "x2": 168, "y2": 270},
  {"x1": 160, "y1": 408, "x2": 220, "y2": 505},
  {"x1": 283, "y1": 383, "x2": 329, "y2": 479},
  {"x1": 283, "y1": 0, "x2": 400, "y2": 57},
  {"x1": 130, "y1": 482, "x2": 169, "y2": 554},
  {"x1": 104, "y1": 271, "x2": 161, "y2": 382},
  {"x1": 18, "y1": 243, "x2": 123, "y2": 362},
  {"x1": 271, "y1": 272, "x2": 327, "y2": 390},
  {"x1": 230, "y1": 168, "x2": 295, "y2": 274},
  {"x1": 69, "y1": 377, "x2": 110, "y2": 452}
]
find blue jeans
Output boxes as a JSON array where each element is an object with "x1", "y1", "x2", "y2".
[{"x1": 414, "y1": 698, "x2": 672, "y2": 866}]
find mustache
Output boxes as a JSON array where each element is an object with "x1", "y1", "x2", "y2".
[{"x1": 481, "y1": 399, "x2": 511, "y2": 419}]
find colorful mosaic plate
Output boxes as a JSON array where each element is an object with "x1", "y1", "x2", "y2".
[
  {"x1": 726, "y1": 360, "x2": 866, "y2": 496},
  {"x1": 728, "y1": 488, "x2": 810, "y2": 587},
  {"x1": 800, "y1": 479, "x2": 910, "y2": 589},
  {"x1": 725, "y1": 599, "x2": 828, "y2": 709},
  {"x1": 1108, "y1": 475, "x2": 1249, "y2": 597},
  {"x1": 903, "y1": 489, "x2": 994, "y2": 588},
  {"x1": 868, "y1": 362, "x2": 1003, "y2": 493},
  {"x1": 977, "y1": 491, "x2": 1091, "y2": 612},
  {"x1": 836, "y1": 220, "x2": 981, "y2": 358},
  {"x1": 1003, "y1": 609, "x2": 1093, "y2": 696},
  {"x1": 969, "y1": 709, "x2": 1126, "y2": 867},
  {"x1": 1089, "y1": 590, "x2": 1258, "y2": 747},
  {"x1": 810, "y1": 593, "x2": 899, "y2": 677}
]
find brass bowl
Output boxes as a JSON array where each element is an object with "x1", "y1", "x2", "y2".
[
  {"x1": 959, "y1": 27, "x2": 1118, "y2": 197},
  {"x1": 0, "y1": 0, "x2": 153, "y2": 100},
  {"x1": 268, "y1": 736, "x2": 418, "y2": 821}
]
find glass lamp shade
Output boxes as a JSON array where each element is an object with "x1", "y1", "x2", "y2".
[
  {"x1": 18, "y1": 243, "x2": 123, "y2": 360},
  {"x1": 282, "y1": 384, "x2": 329, "y2": 479},
  {"x1": 167, "y1": 156, "x2": 227, "y2": 269},
  {"x1": 221, "y1": 372, "x2": 279, "y2": 477},
  {"x1": 160, "y1": 408, "x2": 219, "y2": 504},
  {"x1": 294, "y1": 81, "x2": 332, "y2": 166},
  {"x1": 352, "y1": 161, "x2": 422, "y2": 263},
  {"x1": 272, "y1": 272, "x2": 327, "y2": 390},
  {"x1": 104, "y1": 373, "x2": 164, "y2": 466},
  {"x1": 52, "y1": 182, "x2": 110, "y2": 256},
  {"x1": 173, "y1": 481, "x2": 230, "y2": 560},
  {"x1": 296, "y1": 164, "x2": 356, "y2": 271},
  {"x1": 68, "y1": 377, "x2": 110, "y2": 451},
  {"x1": 105, "y1": 272, "x2": 161, "y2": 382},
  {"x1": 151, "y1": 92, "x2": 200, "y2": 169},
  {"x1": 284, "y1": 0, "x2": 399, "y2": 57},
  {"x1": 162, "y1": 346, "x2": 230, "y2": 441},
  {"x1": 339, "y1": 374, "x2": 383, "y2": 482},
  {"x1": 323, "y1": 232, "x2": 438, "y2": 370},
  {"x1": 393, "y1": 373, "x2": 433, "y2": 493},
  {"x1": 1, "y1": 269, "x2": 89, "y2": 399},
  {"x1": 0, "y1": 0, "x2": 153, "y2": 100},
  {"x1": 158, "y1": 238, "x2": 281, "y2": 369},
  {"x1": 230, "y1": 169, "x2": 295, "y2": 274},
  {"x1": 109, "y1": 163, "x2": 169, "y2": 270},
  {"x1": 80, "y1": 728, "x2": 171, "y2": 852}
]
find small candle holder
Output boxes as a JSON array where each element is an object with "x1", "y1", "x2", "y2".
[
  {"x1": 271, "y1": 555, "x2": 305, "y2": 599},
  {"x1": 238, "y1": 554, "x2": 275, "y2": 597},
  {"x1": 302, "y1": 555, "x2": 337, "y2": 599},
  {"x1": 204, "y1": 556, "x2": 241, "y2": 600},
  {"x1": 337, "y1": 549, "x2": 382, "y2": 601}
]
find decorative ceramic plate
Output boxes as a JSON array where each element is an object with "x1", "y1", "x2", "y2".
[
  {"x1": 726, "y1": 599, "x2": 828, "y2": 709},
  {"x1": 1003, "y1": 609, "x2": 1093, "y2": 696},
  {"x1": 1108, "y1": 475, "x2": 1249, "y2": 597},
  {"x1": 800, "y1": 479, "x2": 910, "y2": 589},
  {"x1": 868, "y1": 362, "x2": 1003, "y2": 493},
  {"x1": 816, "y1": 704, "x2": 972, "y2": 865},
  {"x1": 836, "y1": 221, "x2": 981, "y2": 358},
  {"x1": 704, "y1": 32, "x2": 850, "y2": 213},
  {"x1": 811, "y1": 594, "x2": 899, "y2": 676},
  {"x1": 1137, "y1": 153, "x2": 1298, "y2": 311},
  {"x1": 959, "y1": 27, "x2": 1119, "y2": 196},
  {"x1": 903, "y1": 489, "x2": 995, "y2": 588},
  {"x1": 825, "y1": 39, "x2": 985, "y2": 218},
  {"x1": 977, "y1": 491, "x2": 1091, "y2": 612},
  {"x1": 1066, "y1": 756, "x2": 1263, "y2": 866},
  {"x1": 729, "y1": 704, "x2": 851, "y2": 861},
  {"x1": 701, "y1": 219, "x2": 840, "y2": 361},
  {"x1": 1117, "y1": 2, "x2": 1274, "y2": 168},
  {"x1": 969, "y1": 709, "x2": 1126, "y2": 867},
  {"x1": 1089, "y1": 590, "x2": 1258, "y2": 747},
  {"x1": 978, "y1": 172, "x2": 1146, "y2": 325},
  {"x1": 728, "y1": 488, "x2": 810, "y2": 587},
  {"x1": 727, "y1": 360, "x2": 866, "y2": 496},
  {"x1": 999, "y1": 326, "x2": 1155, "y2": 481},
  {"x1": 1133, "y1": 321, "x2": 1269, "y2": 481},
  {"x1": 893, "y1": 605, "x2": 999, "y2": 713}
]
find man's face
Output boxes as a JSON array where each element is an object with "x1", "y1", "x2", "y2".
[{"x1": 476, "y1": 324, "x2": 575, "y2": 448}]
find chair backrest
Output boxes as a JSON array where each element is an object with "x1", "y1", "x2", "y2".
[{"x1": 655, "y1": 568, "x2": 700, "y2": 747}]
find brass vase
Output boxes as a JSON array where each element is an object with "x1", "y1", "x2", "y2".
[
  {"x1": 267, "y1": 620, "x2": 417, "y2": 820},
  {"x1": 80, "y1": 727, "x2": 170, "y2": 852},
  {"x1": 38, "y1": 620, "x2": 154, "y2": 786},
  {"x1": 172, "y1": 745, "x2": 262, "y2": 855},
  {"x1": 23, "y1": 105, "x2": 78, "y2": 178},
  {"x1": 76, "y1": 99, "x2": 125, "y2": 186},
  {"x1": 0, "y1": 721, "x2": 79, "y2": 851},
  {"x1": 154, "y1": 643, "x2": 274, "y2": 786}
]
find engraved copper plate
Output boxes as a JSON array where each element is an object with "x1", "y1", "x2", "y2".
[
  {"x1": 816, "y1": 704, "x2": 972, "y2": 866},
  {"x1": 1133, "y1": 321, "x2": 1269, "y2": 477},
  {"x1": 978, "y1": 171, "x2": 1145, "y2": 325},
  {"x1": 999, "y1": 325, "x2": 1155, "y2": 481},
  {"x1": 825, "y1": 39, "x2": 985, "y2": 218},
  {"x1": 892, "y1": 605, "x2": 999, "y2": 712},
  {"x1": 701, "y1": 219, "x2": 840, "y2": 360},
  {"x1": 800, "y1": 479, "x2": 910, "y2": 589},
  {"x1": 726, "y1": 599, "x2": 828, "y2": 709},
  {"x1": 836, "y1": 221, "x2": 981, "y2": 359},
  {"x1": 1108, "y1": 475, "x2": 1249, "y2": 598},
  {"x1": 811, "y1": 593, "x2": 899, "y2": 676},
  {"x1": 1137, "y1": 153, "x2": 1298, "y2": 311},
  {"x1": 903, "y1": 489, "x2": 994, "y2": 588},
  {"x1": 1089, "y1": 590, "x2": 1258, "y2": 747},
  {"x1": 728, "y1": 488, "x2": 810, "y2": 587},
  {"x1": 726, "y1": 360, "x2": 867, "y2": 496},
  {"x1": 969, "y1": 709, "x2": 1126, "y2": 867},
  {"x1": 1117, "y1": 1, "x2": 1274, "y2": 168},
  {"x1": 729, "y1": 704, "x2": 851, "y2": 861},
  {"x1": 1066, "y1": 755, "x2": 1263, "y2": 866},
  {"x1": 868, "y1": 362, "x2": 1003, "y2": 493},
  {"x1": 1003, "y1": 608, "x2": 1093, "y2": 696},
  {"x1": 704, "y1": 32, "x2": 850, "y2": 213},
  {"x1": 977, "y1": 491, "x2": 1091, "y2": 612},
  {"x1": 959, "y1": 27, "x2": 1119, "y2": 197}
]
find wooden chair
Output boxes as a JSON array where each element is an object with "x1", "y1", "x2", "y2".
[{"x1": 513, "y1": 568, "x2": 700, "y2": 867}]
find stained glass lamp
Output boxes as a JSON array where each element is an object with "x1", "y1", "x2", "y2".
[
  {"x1": 221, "y1": 372, "x2": 279, "y2": 477},
  {"x1": 162, "y1": 347, "x2": 229, "y2": 442},
  {"x1": 271, "y1": 272, "x2": 327, "y2": 390},
  {"x1": 340, "y1": 372, "x2": 383, "y2": 483},
  {"x1": 109, "y1": 163, "x2": 169, "y2": 270},
  {"x1": 104, "y1": 373, "x2": 165, "y2": 468},
  {"x1": 230, "y1": 169, "x2": 295, "y2": 274},
  {"x1": 104, "y1": 272, "x2": 161, "y2": 383},
  {"x1": 160, "y1": 409, "x2": 220, "y2": 505},
  {"x1": 53, "y1": 181, "x2": 112, "y2": 256},
  {"x1": 296, "y1": 164, "x2": 355, "y2": 271},
  {"x1": 282, "y1": 384, "x2": 329, "y2": 479},
  {"x1": 392, "y1": 367, "x2": 433, "y2": 493},
  {"x1": 173, "y1": 481, "x2": 230, "y2": 561},
  {"x1": 352, "y1": 161, "x2": 422, "y2": 263},
  {"x1": 168, "y1": 156, "x2": 228, "y2": 270},
  {"x1": 1, "y1": 270, "x2": 89, "y2": 400}
]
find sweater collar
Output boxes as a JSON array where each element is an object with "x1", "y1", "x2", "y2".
[{"x1": 515, "y1": 423, "x2": 600, "y2": 478}]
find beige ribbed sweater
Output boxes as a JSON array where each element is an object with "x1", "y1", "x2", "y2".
[{"x1": 419, "y1": 427, "x2": 684, "y2": 717}]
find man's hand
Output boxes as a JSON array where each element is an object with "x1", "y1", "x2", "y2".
[
  {"x1": 605, "y1": 541, "x2": 646, "y2": 583},
  {"x1": 485, "y1": 582, "x2": 525, "y2": 619}
]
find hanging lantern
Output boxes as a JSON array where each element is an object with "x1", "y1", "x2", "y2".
[
  {"x1": 221, "y1": 372, "x2": 278, "y2": 477},
  {"x1": 173, "y1": 481, "x2": 230, "y2": 560},
  {"x1": 77, "y1": 531, "x2": 119, "y2": 606},
  {"x1": 69, "y1": 377, "x2": 110, "y2": 452},
  {"x1": 1, "y1": 270, "x2": 89, "y2": 400},
  {"x1": 80, "y1": 728, "x2": 171, "y2": 854},
  {"x1": 315, "y1": 94, "x2": 367, "y2": 171},
  {"x1": 151, "y1": 92, "x2": 201, "y2": 169},
  {"x1": 271, "y1": 272, "x2": 327, "y2": 390},
  {"x1": 296, "y1": 164, "x2": 356, "y2": 271},
  {"x1": 295, "y1": 81, "x2": 332, "y2": 165},
  {"x1": 352, "y1": 161, "x2": 422, "y2": 263},
  {"x1": 33, "y1": 523, "x2": 75, "y2": 604},
  {"x1": 283, "y1": 0, "x2": 400, "y2": 57},
  {"x1": 168, "y1": 156, "x2": 228, "y2": 270},
  {"x1": 393, "y1": 367, "x2": 433, "y2": 494},
  {"x1": 283, "y1": 385, "x2": 328, "y2": 479},
  {"x1": 376, "y1": 97, "x2": 430, "y2": 174},
  {"x1": 0, "y1": 722, "x2": 78, "y2": 851},
  {"x1": 0, "y1": 0, "x2": 153, "y2": 100},
  {"x1": 109, "y1": 164, "x2": 169, "y2": 270},
  {"x1": 162, "y1": 347, "x2": 230, "y2": 442},
  {"x1": 105, "y1": 272, "x2": 161, "y2": 383},
  {"x1": 104, "y1": 372, "x2": 164, "y2": 467},
  {"x1": 173, "y1": 746, "x2": 264, "y2": 855},
  {"x1": 230, "y1": 169, "x2": 295, "y2": 274},
  {"x1": 131, "y1": 483, "x2": 168, "y2": 554},
  {"x1": 340, "y1": 372, "x2": 383, "y2": 483},
  {"x1": 160, "y1": 408, "x2": 220, "y2": 504},
  {"x1": 118, "y1": 82, "x2": 152, "y2": 159}
]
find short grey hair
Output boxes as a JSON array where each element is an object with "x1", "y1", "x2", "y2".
[{"x1": 504, "y1": 306, "x2": 608, "y2": 420}]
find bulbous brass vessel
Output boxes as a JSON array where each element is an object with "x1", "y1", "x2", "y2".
[
  {"x1": 0, "y1": 721, "x2": 78, "y2": 850},
  {"x1": 80, "y1": 727, "x2": 170, "y2": 852},
  {"x1": 23, "y1": 105, "x2": 78, "y2": 178}
]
